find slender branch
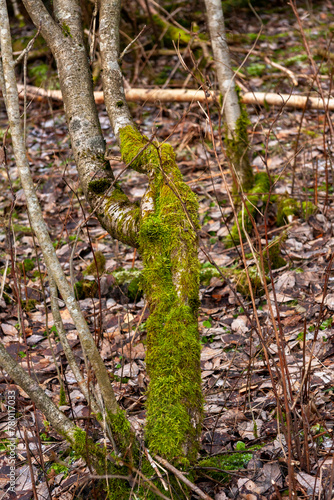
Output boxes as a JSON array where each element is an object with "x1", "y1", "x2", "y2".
[
  {"x1": 155, "y1": 455, "x2": 214, "y2": 500},
  {"x1": 48, "y1": 274, "x2": 101, "y2": 417},
  {"x1": 14, "y1": 84, "x2": 334, "y2": 110},
  {"x1": 99, "y1": 0, "x2": 134, "y2": 140},
  {"x1": 0, "y1": 340, "x2": 76, "y2": 440},
  {"x1": 14, "y1": 26, "x2": 41, "y2": 67},
  {"x1": 120, "y1": 25, "x2": 147, "y2": 61},
  {"x1": 22, "y1": 0, "x2": 140, "y2": 247},
  {"x1": 203, "y1": 0, "x2": 240, "y2": 136},
  {"x1": 20, "y1": 0, "x2": 63, "y2": 50}
]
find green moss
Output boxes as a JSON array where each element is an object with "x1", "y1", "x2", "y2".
[
  {"x1": 247, "y1": 63, "x2": 266, "y2": 77},
  {"x1": 302, "y1": 200, "x2": 317, "y2": 218},
  {"x1": 276, "y1": 197, "x2": 317, "y2": 226},
  {"x1": 72, "y1": 428, "x2": 107, "y2": 474},
  {"x1": 12, "y1": 224, "x2": 33, "y2": 234},
  {"x1": 235, "y1": 266, "x2": 264, "y2": 297},
  {"x1": 113, "y1": 268, "x2": 143, "y2": 302},
  {"x1": 106, "y1": 185, "x2": 129, "y2": 204},
  {"x1": 225, "y1": 88, "x2": 254, "y2": 192},
  {"x1": 61, "y1": 23, "x2": 72, "y2": 38},
  {"x1": 94, "y1": 411, "x2": 135, "y2": 498},
  {"x1": 285, "y1": 54, "x2": 308, "y2": 66},
  {"x1": 198, "y1": 450, "x2": 253, "y2": 482},
  {"x1": 152, "y1": 14, "x2": 191, "y2": 45},
  {"x1": 200, "y1": 265, "x2": 221, "y2": 286},
  {"x1": 225, "y1": 172, "x2": 270, "y2": 247},
  {"x1": 48, "y1": 462, "x2": 69, "y2": 477},
  {"x1": 120, "y1": 125, "x2": 203, "y2": 463},
  {"x1": 116, "y1": 100, "x2": 124, "y2": 107},
  {"x1": 70, "y1": 421, "x2": 134, "y2": 498},
  {"x1": 59, "y1": 384, "x2": 66, "y2": 406},
  {"x1": 88, "y1": 178, "x2": 112, "y2": 195},
  {"x1": 28, "y1": 63, "x2": 49, "y2": 86},
  {"x1": 107, "y1": 408, "x2": 133, "y2": 454},
  {"x1": 74, "y1": 280, "x2": 98, "y2": 300},
  {"x1": 276, "y1": 197, "x2": 298, "y2": 226},
  {"x1": 264, "y1": 235, "x2": 286, "y2": 271},
  {"x1": 138, "y1": 458, "x2": 192, "y2": 499},
  {"x1": 19, "y1": 258, "x2": 35, "y2": 273},
  {"x1": 83, "y1": 251, "x2": 106, "y2": 277},
  {"x1": 22, "y1": 299, "x2": 37, "y2": 311}
]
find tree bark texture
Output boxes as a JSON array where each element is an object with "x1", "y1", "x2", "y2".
[
  {"x1": 204, "y1": 0, "x2": 253, "y2": 191},
  {"x1": 101, "y1": 0, "x2": 203, "y2": 462}
]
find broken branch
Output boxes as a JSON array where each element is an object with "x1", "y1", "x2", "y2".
[{"x1": 13, "y1": 84, "x2": 334, "y2": 110}]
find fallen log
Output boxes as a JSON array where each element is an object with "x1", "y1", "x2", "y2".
[{"x1": 14, "y1": 84, "x2": 334, "y2": 111}]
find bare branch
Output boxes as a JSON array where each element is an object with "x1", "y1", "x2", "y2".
[
  {"x1": 0, "y1": 340, "x2": 76, "y2": 440},
  {"x1": 99, "y1": 0, "x2": 134, "y2": 140},
  {"x1": 21, "y1": 0, "x2": 63, "y2": 49},
  {"x1": 15, "y1": 84, "x2": 334, "y2": 110}
]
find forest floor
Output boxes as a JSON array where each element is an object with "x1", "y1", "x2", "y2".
[{"x1": 1, "y1": 1, "x2": 334, "y2": 499}]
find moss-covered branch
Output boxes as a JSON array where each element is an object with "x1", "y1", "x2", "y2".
[{"x1": 120, "y1": 125, "x2": 203, "y2": 463}]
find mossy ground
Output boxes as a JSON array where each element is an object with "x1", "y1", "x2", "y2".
[
  {"x1": 197, "y1": 446, "x2": 255, "y2": 483},
  {"x1": 74, "y1": 280, "x2": 98, "y2": 300},
  {"x1": 225, "y1": 172, "x2": 271, "y2": 248},
  {"x1": 277, "y1": 196, "x2": 317, "y2": 226},
  {"x1": 120, "y1": 125, "x2": 203, "y2": 463},
  {"x1": 71, "y1": 427, "x2": 130, "y2": 499},
  {"x1": 113, "y1": 268, "x2": 143, "y2": 302},
  {"x1": 83, "y1": 251, "x2": 106, "y2": 277},
  {"x1": 151, "y1": 14, "x2": 191, "y2": 46}
]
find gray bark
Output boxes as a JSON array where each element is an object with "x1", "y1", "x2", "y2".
[
  {"x1": 0, "y1": 341, "x2": 76, "y2": 440},
  {"x1": 99, "y1": 0, "x2": 134, "y2": 140},
  {"x1": 22, "y1": 0, "x2": 139, "y2": 247},
  {"x1": 204, "y1": 0, "x2": 253, "y2": 191},
  {"x1": 204, "y1": 0, "x2": 240, "y2": 136},
  {"x1": 48, "y1": 275, "x2": 102, "y2": 417}
]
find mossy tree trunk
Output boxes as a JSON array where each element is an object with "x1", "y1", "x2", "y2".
[
  {"x1": 204, "y1": 0, "x2": 253, "y2": 192},
  {"x1": 18, "y1": 0, "x2": 203, "y2": 464}
]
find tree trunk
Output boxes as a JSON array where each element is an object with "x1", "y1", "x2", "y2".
[{"x1": 204, "y1": 0, "x2": 253, "y2": 192}]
